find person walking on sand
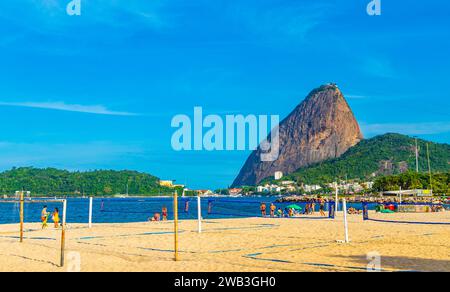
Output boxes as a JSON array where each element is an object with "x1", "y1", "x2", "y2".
[
  {"x1": 260, "y1": 203, "x2": 267, "y2": 217},
  {"x1": 52, "y1": 208, "x2": 60, "y2": 228},
  {"x1": 41, "y1": 205, "x2": 49, "y2": 229}
]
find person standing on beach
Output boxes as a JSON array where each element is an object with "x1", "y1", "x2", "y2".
[
  {"x1": 288, "y1": 208, "x2": 294, "y2": 217},
  {"x1": 162, "y1": 206, "x2": 168, "y2": 221},
  {"x1": 318, "y1": 197, "x2": 326, "y2": 217},
  {"x1": 270, "y1": 203, "x2": 276, "y2": 218},
  {"x1": 260, "y1": 203, "x2": 267, "y2": 217},
  {"x1": 41, "y1": 205, "x2": 49, "y2": 229},
  {"x1": 52, "y1": 208, "x2": 60, "y2": 228},
  {"x1": 304, "y1": 203, "x2": 310, "y2": 215}
]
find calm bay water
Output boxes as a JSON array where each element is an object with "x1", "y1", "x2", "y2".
[
  {"x1": 0, "y1": 197, "x2": 331, "y2": 224},
  {"x1": 0, "y1": 197, "x2": 447, "y2": 224}
]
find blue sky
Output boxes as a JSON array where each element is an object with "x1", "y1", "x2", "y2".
[{"x1": 0, "y1": 0, "x2": 449, "y2": 189}]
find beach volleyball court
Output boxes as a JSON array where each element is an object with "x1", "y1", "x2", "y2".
[{"x1": 0, "y1": 208, "x2": 449, "y2": 272}]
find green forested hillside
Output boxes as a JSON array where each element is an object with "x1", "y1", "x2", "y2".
[
  {"x1": 373, "y1": 171, "x2": 449, "y2": 194},
  {"x1": 281, "y1": 133, "x2": 450, "y2": 184},
  {"x1": 0, "y1": 167, "x2": 174, "y2": 196}
]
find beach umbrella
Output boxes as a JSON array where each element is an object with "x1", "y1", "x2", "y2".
[{"x1": 286, "y1": 204, "x2": 302, "y2": 211}]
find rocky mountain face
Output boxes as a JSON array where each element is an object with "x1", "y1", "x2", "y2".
[
  {"x1": 278, "y1": 133, "x2": 450, "y2": 184},
  {"x1": 232, "y1": 84, "x2": 363, "y2": 187}
]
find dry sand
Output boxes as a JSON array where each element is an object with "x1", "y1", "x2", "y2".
[{"x1": 0, "y1": 211, "x2": 449, "y2": 272}]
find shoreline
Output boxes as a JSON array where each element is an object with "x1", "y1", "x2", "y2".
[{"x1": 1, "y1": 212, "x2": 449, "y2": 272}]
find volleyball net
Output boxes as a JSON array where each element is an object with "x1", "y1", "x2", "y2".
[
  {"x1": 0, "y1": 198, "x2": 65, "y2": 225},
  {"x1": 98, "y1": 197, "x2": 198, "y2": 222},
  {"x1": 95, "y1": 197, "x2": 335, "y2": 222},
  {"x1": 0, "y1": 192, "x2": 68, "y2": 267},
  {"x1": 205, "y1": 198, "x2": 335, "y2": 219}
]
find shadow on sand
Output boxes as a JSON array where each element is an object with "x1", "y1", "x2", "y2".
[{"x1": 331, "y1": 254, "x2": 450, "y2": 272}]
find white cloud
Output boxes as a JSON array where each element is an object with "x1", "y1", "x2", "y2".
[
  {"x1": 361, "y1": 122, "x2": 450, "y2": 136},
  {"x1": 0, "y1": 101, "x2": 138, "y2": 116}
]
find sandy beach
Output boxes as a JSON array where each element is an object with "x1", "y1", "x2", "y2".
[{"x1": 0, "y1": 211, "x2": 449, "y2": 272}]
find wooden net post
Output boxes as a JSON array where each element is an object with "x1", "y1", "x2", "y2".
[
  {"x1": 20, "y1": 191, "x2": 24, "y2": 243},
  {"x1": 174, "y1": 191, "x2": 179, "y2": 261},
  {"x1": 197, "y1": 193, "x2": 202, "y2": 233},
  {"x1": 343, "y1": 198, "x2": 349, "y2": 243},
  {"x1": 60, "y1": 199, "x2": 67, "y2": 267},
  {"x1": 88, "y1": 197, "x2": 93, "y2": 228}
]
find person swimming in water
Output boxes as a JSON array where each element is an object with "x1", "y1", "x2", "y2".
[
  {"x1": 208, "y1": 201, "x2": 213, "y2": 214},
  {"x1": 41, "y1": 205, "x2": 49, "y2": 229},
  {"x1": 52, "y1": 208, "x2": 60, "y2": 228}
]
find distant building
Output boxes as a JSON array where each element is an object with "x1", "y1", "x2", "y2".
[
  {"x1": 382, "y1": 189, "x2": 433, "y2": 197},
  {"x1": 197, "y1": 190, "x2": 213, "y2": 196},
  {"x1": 257, "y1": 186, "x2": 266, "y2": 193},
  {"x1": 257, "y1": 184, "x2": 283, "y2": 193},
  {"x1": 303, "y1": 184, "x2": 322, "y2": 193},
  {"x1": 287, "y1": 185, "x2": 297, "y2": 192},
  {"x1": 281, "y1": 181, "x2": 295, "y2": 186},
  {"x1": 274, "y1": 171, "x2": 283, "y2": 180},
  {"x1": 159, "y1": 180, "x2": 174, "y2": 187},
  {"x1": 361, "y1": 182, "x2": 374, "y2": 190},
  {"x1": 228, "y1": 188, "x2": 243, "y2": 196}
]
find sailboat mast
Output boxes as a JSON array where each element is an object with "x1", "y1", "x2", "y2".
[
  {"x1": 426, "y1": 143, "x2": 433, "y2": 194},
  {"x1": 415, "y1": 138, "x2": 419, "y2": 173}
]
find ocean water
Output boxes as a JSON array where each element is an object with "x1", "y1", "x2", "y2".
[
  {"x1": 0, "y1": 197, "x2": 339, "y2": 224},
  {"x1": 0, "y1": 197, "x2": 447, "y2": 224}
]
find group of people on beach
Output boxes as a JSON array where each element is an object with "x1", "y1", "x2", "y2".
[
  {"x1": 260, "y1": 197, "x2": 328, "y2": 218},
  {"x1": 149, "y1": 206, "x2": 169, "y2": 222},
  {"x1": 278, "y1": 195, "x2": 449, "y2": 206},
  {"x1": 149, "y1": 201, "x2": 192, "y2": 221},
  {"x1": 40, "y1": 206, "x2": 60, "y2": 229}
]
